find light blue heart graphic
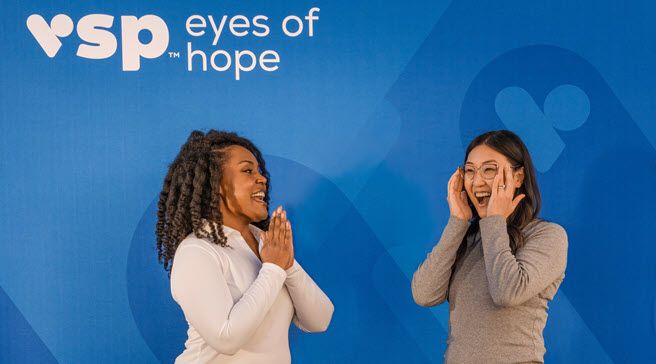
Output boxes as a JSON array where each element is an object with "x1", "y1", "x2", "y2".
[{"x1": 495, "y1": 85, "x2": 590, "y2": 172}]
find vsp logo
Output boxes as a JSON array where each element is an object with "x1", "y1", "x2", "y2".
[{"x1": 27, "y1": 14, "x2": 169, "y2": 71}]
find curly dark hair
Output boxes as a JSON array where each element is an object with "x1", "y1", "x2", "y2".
[{"x1": 156, "y1": 130, "x2": 270, "y2": 273}]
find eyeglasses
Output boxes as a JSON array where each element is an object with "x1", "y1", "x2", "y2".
[{"x1": 458, "y1": 164, "x2": 522, "y2": 180}]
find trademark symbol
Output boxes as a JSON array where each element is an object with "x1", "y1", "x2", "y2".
[{"x1": 168, "y1": 52, "x2": 180, "y2": 58}]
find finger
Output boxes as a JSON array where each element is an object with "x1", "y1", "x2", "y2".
[
  {"x1": 279, "y1": 210, "x2": 288, "y2": 238},
  {"x1": 460, "y1": 190, "x2": 468, "y2": 205},
  {"x1": 279, "y1": 220, "x2": 286, "y2": 247},
  {"x1": 497, "y1": 165, "x2": 506, "y2": 196},
  {"x1": 491, "y1": 168, "x2": 500, "y2": 194},
  {"x1": 275, "y1": 211, "x2": 284, "y2": 242},
  {"x1": 266, "y1": 214, "x2": 275, "y2": 244},
  {"x1": 499, "y1": 165, "x2": 507, "y2": 192},
  {"x1": 270, "y1": 211, "x2": 280, "y2": 244},
  {"x1": 459, "y1": 190, "x2": 471, "y2": 211},
  {"x1": 286, "y1": 221, "x2": 294, "y2": 266},
  {"x1": 279, "y1": 211, "x2": 287, "y2": 243},
  {"x1": 455, "y1": 169, "x2": 464, "y2": 192},
  {"x1": 285, "y1": 220, "x2": 293, "y2": 250},
  {"x1": 504, "y1": 165, "x2": 513, "y2": 195},
  {"x1": 454, "y1": 168, "x2": 465, "y2": 194},
  {"x1": 260, "y1": 231, "x2": 266, "y2": 244},
  {"x1": 447, "y1": 171, "x2": 456, "y2": 197},
  {"x1": 510, "y1": 166, "x2": 519, "y2": 197},
  {"x1": 511, "y1": 194, "x2": 526, "y2": 211}
]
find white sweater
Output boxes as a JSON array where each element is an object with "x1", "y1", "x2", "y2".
[{"x1": 170, "y1": 222, "x2": 334, "y2": 364}]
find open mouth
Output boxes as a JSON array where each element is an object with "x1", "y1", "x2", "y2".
[
  {"x1": 474, "y1": 192, "x2": 491, "y2": 206},
  {"x1": 251, "y1": 191, "x2": 267, "y2": 205}
]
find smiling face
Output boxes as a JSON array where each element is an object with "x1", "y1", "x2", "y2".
[
  {"x1": 464, "y1": 144, "x2": 524, "y2": 218},
  {"x1": 218, "y1": 145, "x2": 269, "y2": 229}
]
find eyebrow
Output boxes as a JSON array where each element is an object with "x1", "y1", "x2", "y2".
[
  {"x1": 239, "y1": 160, "x2": 261, "y2": 170},
  {"x1": 465, "y1": 160, "x2": 498, "y2": 165}
]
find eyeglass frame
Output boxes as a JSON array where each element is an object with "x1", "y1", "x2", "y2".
[{"x1": 457, "y1": 163, "x2": 523, "y2": 180}]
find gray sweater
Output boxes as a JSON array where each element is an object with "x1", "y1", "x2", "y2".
[{"x1": 411, "y1": 215, "x2": 567, "y2": 364}]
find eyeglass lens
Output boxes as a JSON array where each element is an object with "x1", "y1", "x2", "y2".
[{"x1": 461, "y1": 164, "x2": 498, "y2": 180}]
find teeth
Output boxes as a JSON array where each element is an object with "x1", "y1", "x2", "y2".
[
  {"x1": 251, "y1": 192, "x2": 265, "y2": 198},
  {"x1": 475, "y1": 192, "x2": 491, "y2": 197}
]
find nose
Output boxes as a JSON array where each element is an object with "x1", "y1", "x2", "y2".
[
  {"x1": 471, "y1": 169, "x2": 486, "y2": 186},
  {"x1": 256, "y1": 172, "x2": 267, "y2": 185}
]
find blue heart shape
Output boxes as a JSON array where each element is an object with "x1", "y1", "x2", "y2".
[{"x1": 495, "y1": 84, "x2": 590, "y2": 172}]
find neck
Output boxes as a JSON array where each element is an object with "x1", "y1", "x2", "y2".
[{"x1": 220, "y1": 214, "x2": 252, "y2": 238}]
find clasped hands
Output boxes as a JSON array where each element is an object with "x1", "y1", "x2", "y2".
[{"x1": 260, "y1": 206, "x2": 295, "y2": 270}]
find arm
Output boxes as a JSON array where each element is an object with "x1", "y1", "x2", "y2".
[
  {"x1": 170, "y1": 244, "x2": 287, "y2": 355},
  {"x1": 284, "y1": 260, "x2": 334, "y2": 332},
  {"x1": 411, "y1": 216, "x2": 471, "y2": 307},
  {"x1": 479, "y1": 215, "x2": 568, "y2": 307}
]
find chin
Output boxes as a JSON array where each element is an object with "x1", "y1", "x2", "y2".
[
  {"x1": 248, "y1": 203, "x2": 269, "y2": 222},
  {"x1": 252, "y1": 210, "x2": 269, "y2": 223}
]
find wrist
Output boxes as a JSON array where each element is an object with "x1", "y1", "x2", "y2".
[
  {"x1": 485, "y1": 207, "x2": 505, "y2": 218},
  {"x1": 285, "y1": 260, "x2": 299, "y2": 275},
  {"x1": 450, "y1": 214, "x2": 469, "y2": 222},
  {"x1": 261, "y1": 262, "x2": 288, "y2": 279}
]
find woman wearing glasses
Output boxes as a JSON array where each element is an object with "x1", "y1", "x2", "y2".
[{"x1": 411, "y1": 130, "x2": 567, "y2": 363}]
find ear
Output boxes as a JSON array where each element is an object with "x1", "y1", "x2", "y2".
[
  {"x1": 217, "y1": 185, "x2": 228, "y2": 213},
  {"x1": 217, "y1": 181, "x2": 226, "y2": 205},
  {"x1": 513, "y1": 167, "x2": 525, "y2": 189}
]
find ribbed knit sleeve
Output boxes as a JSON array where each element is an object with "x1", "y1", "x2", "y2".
[
  {"x1": 411, "y1": 216, "x2": 471, "y2": 307},
  {"x1": 479, "y1": 215, "x2": 568, "y2": 307}
]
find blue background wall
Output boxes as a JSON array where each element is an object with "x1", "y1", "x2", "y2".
[{"x1": 2, "y1": 1, "x2": 655, "y2": 363}]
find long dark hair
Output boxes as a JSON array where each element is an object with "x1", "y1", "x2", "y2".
[
  {"x1": 156, "y1": 130, "x2": 270, "y2": 274},
  {"x1": 452, "y1": 130, "x2": 541, "y2": 269}
]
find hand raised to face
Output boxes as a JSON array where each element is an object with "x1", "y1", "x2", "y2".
[
  {"x1": 259, "y1": 206, "x2": 294, "y2": 270},
  {"x1": 447, "y1": 169, "x2": 473, "y2": 221},
  {"x1": 486, "y1": 165, "x2": 526, "y2": 219}
]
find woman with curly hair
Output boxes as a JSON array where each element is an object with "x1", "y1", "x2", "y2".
[
  {"x1": 411, "y1": 130, "x2": 567, "y2": 363},
  {"x1": 156, "y1": 130, "x2": 333, "y2": 364}
]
